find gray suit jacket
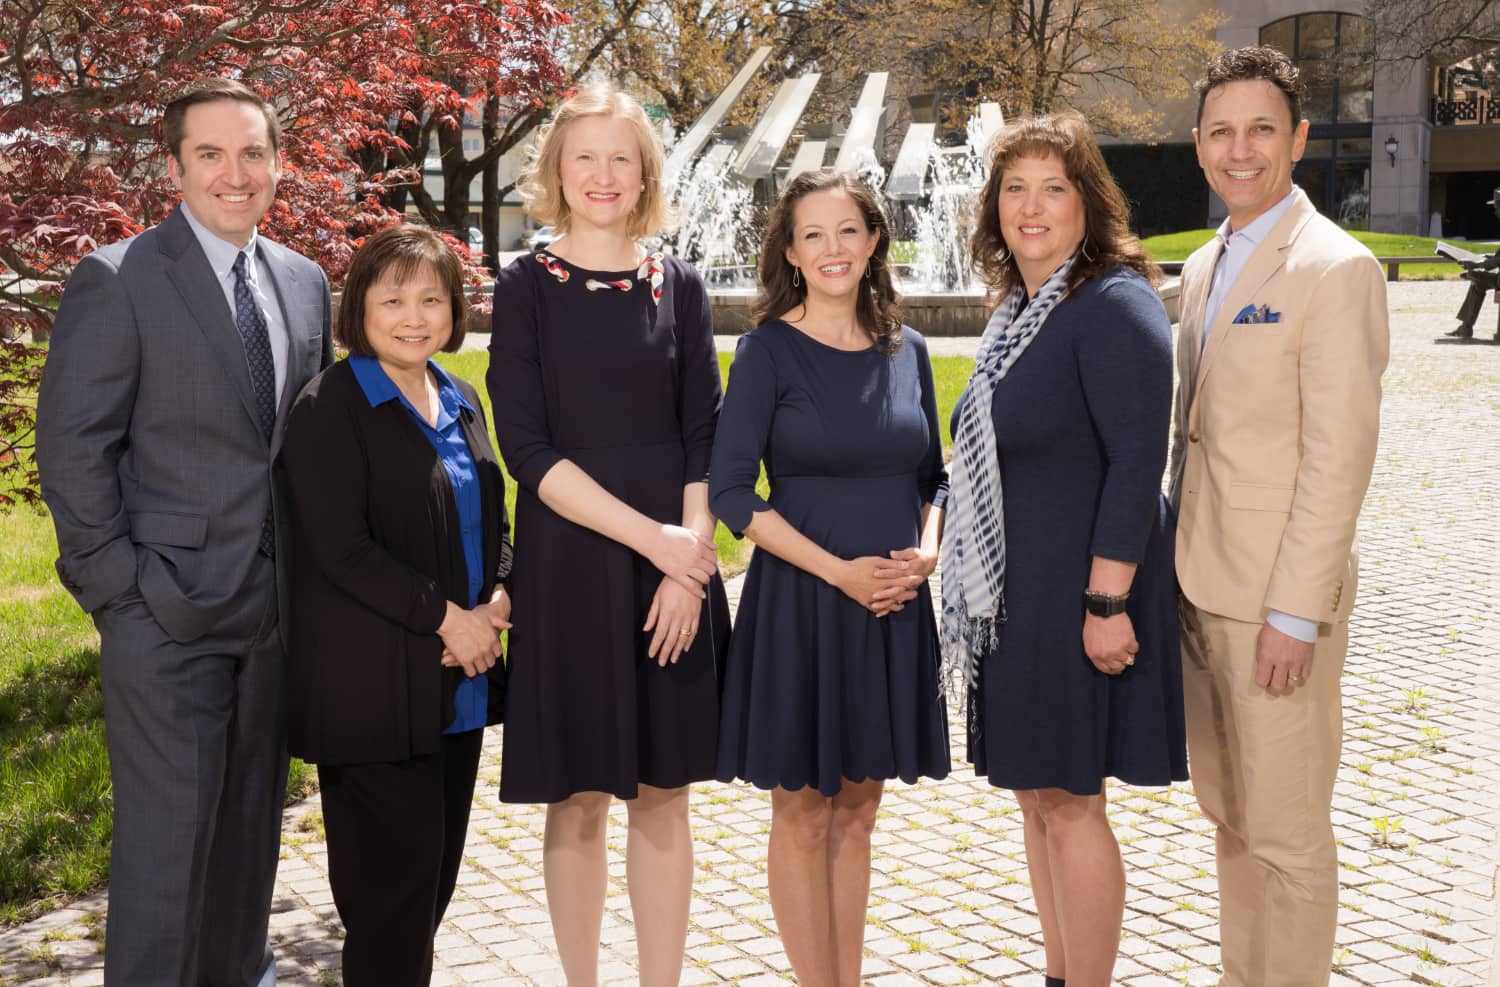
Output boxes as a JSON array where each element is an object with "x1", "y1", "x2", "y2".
[{"x1": 37, "y1": 205, "x2": 334, "y2": 644}]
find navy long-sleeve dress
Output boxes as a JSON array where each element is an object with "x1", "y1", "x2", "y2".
[
  {"x1": 710, "y1": 321, "x2": 951, "y2": 796},
  {"x1": 487, "y1": 250, "x2": 731, "y2": 803},
  {"x1": 955, "y1": 267, "x2": 1188, "y2": 796}
]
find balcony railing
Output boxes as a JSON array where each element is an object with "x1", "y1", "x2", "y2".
[{"x1": 1431, "y1": 94, "x2": 1500, "y2": 126}]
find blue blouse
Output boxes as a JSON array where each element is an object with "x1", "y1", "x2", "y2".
[{"x1": 348, "y1": 355, "x2": 488, "y2": 734}]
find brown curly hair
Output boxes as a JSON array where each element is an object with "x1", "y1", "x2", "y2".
[
  {"x1": 754, "y1": 170, "x2": 903, "y2": 353},
  {"x1": 970, "y1": 111, "x2": 1160, "y2": 296}
]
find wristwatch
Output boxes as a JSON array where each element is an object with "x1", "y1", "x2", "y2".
[{"x1": 1083, "y1": 589, "x2": 1130, "y2": 618}]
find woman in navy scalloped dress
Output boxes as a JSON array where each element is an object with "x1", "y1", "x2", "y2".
[{"x1": 709, "y1": 170, "x2": 950, "y2": 986}]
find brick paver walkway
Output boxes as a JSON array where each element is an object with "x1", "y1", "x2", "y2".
[{"x1": 3, "y1": 281, "x2": 1497, "y2": 986}]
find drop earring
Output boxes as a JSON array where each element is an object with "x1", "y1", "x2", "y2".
[{"x1": 792, "y1": 266, "x2": 800, "y2": 288}]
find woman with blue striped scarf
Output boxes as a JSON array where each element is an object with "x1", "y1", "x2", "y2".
[{"x1": 942, "y1": 112, "x2": 1188, "y2": 987}]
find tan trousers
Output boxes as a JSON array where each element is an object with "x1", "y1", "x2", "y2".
[{"x1": 1180, "y1": 598, "x2": 1348, "y2": 987}]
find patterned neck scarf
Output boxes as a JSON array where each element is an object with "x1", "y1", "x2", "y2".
[
  {"x1": 940, "y1": 255, "x2": 1078, "y2": 693},
  {"x1": 535, "y1": 249, "x2": 666, "y2": 306}
]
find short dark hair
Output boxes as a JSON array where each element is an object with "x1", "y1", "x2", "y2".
[
  {"x1": 162, "y1": 78, "x2": 281, "y2": 162},
  {"x1": 1196, "y1": 46, "x2": 1303, "y2": 130},
  {"x1": 337, "y1": 224, "x2": 469, "y2": 357},
  {"x1": 754, "y1": 170, "x2": 903, "y2": 353}
]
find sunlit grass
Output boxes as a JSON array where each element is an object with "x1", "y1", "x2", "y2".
[
  {"x1": 1143, "y1": 229, "x2": 1498, "y2": 280},
  {"x1": 0, "y1": 508, "x2": 110, "y2": 924}
]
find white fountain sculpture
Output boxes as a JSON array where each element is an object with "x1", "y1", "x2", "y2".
[
  {"x1": 661, "y1": 51, "x2": 1008, "y2": 329},
  {"x1": 670, "y1": 144, "x2": 758, "y2": 289},
  {"x1": 905, "y1": 112, "x2": 996, "y2": 293}
]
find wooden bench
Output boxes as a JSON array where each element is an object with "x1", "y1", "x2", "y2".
[{"x1": 1378, "y1": 256, "x2": 1451, "y2": 281}]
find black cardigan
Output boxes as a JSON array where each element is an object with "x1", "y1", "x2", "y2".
[{"x1": 279, "y1": 359, "x2": 513, "y2": 766}]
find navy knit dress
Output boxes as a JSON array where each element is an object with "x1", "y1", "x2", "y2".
[
  {"x1": 955, "y1": 268, "x2": 1188, "y2": 795},
  {"x1": 710, "y1": 321, "x2": 951, "y2": 796},
  {"x1": 487, "y1": 251, "x2": 731, "y2": 804}
]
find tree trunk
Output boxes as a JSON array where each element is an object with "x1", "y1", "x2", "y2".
[
  {"x1": 437, "y1": 122, "x2": 470, "y2": 234},
  {"x1": 481, "y1": 94, "x2": 502, "y2": 272}
]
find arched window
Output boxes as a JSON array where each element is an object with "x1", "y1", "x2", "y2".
[{"x1": 1261, "y1": 12, "x2": 1375, "y2": 228}]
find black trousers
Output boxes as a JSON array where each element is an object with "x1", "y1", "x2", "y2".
[{"x1": 318, "y1": 728, "x2": 486, "y2": 986}]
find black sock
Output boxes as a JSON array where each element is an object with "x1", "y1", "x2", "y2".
[{"x1": 1044, "y1": 978, "x2": 1066, "y2": 987}]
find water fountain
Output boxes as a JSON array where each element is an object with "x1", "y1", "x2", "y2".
[
  {"x1": 662, "y1": 53, "x2": 1179, "y2": 332},
  {"x1": 670, "y1": 143, "x2": 757, "y2": 288}
]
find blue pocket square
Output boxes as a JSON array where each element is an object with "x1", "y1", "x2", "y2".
[{"x1": 1233, "y1": 303, "x2": 1281, "y2": 325}]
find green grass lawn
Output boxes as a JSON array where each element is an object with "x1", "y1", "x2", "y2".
[
  {"x1": 0, "y1": 507, "x2": 111, "y2": 924},
  {"x1": 0, "y1": 347, "x2": 978, "y2": 924},
  {"x1": 1142, "y1": 229, "x2": 1499, "y2": 280}
]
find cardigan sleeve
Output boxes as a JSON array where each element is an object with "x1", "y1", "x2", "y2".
[
  {"x1": 1075, "y1": 274, "x2": 1173, "y2": 565},
  {"x1": 486, "y1": 258, "x2": 564, "y2": 492},
  {"x1": 672, "y1": 258, "x2": 722, "y2": 485},
  {"x1": 707, "y1": 332, "x2": 777, "y2": 536},
  {"x1": 910, "y1": 330, "x2": 949, "y2": 510},
  {"x1": 281, "y1": 366, "x2": 449, "y2": 633}
]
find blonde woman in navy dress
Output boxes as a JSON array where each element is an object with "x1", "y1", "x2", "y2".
[
  {"x1": 486, "y1": 84, "x2": 730, "y2": 987},
  {"x1": 710, "y1": 171, "x2": 950, "y2": 986}
]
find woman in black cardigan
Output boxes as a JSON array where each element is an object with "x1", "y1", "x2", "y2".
[{"x1": 280, "y1": 225, "x2": 512, "y2": 985}]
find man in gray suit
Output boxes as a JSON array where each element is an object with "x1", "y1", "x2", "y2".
[{"x1": 36, "y1": 78, "x2": 333, "y2": 985}]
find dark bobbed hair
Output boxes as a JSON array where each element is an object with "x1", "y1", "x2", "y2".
[
  {"x1": 1195, "y1": 45, "x2": 1303, "y2": 129},
  {"x1": 163, "y1": 78, "x2": 281, "y2": 163},
  {"x1": 754, "y1": 170, "x2": 903, "y2": 353},
  {"x1": 337, "y1": 224, "x2": 469, "y2": 357},
  {"x1": 970, "y1": 111, "x2": 1161, "y2": 297}
]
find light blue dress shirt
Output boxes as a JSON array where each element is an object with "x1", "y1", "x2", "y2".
[
  {"x1": 1202, "y1": 188, "x2": 1318, "y2": 644},
  {"x1": 1202, "y1": 187, "x2": 1299, "y2": 345},
  {"x1": 179, "y1": 202, "x2": 290, "y2": 403}
]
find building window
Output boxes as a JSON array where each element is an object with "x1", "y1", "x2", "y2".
[{"x1": 1262, "y1": 12, "x2": 1375, "y2": 227}]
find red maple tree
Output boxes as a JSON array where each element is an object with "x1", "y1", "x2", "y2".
[{"x1": 0, "y1": 0, "x2": 568, "y2": 506}]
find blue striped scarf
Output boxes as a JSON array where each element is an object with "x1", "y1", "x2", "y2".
[{"x1": 940, "y1": 255, "x2": 1078, "y2": 693}]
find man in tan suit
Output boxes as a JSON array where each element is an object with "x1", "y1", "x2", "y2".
[{"x1": 1170, "y1": 46, "x2": 1389, "y2": 987}]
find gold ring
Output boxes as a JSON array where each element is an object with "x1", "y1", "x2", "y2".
[
  {"x1": 678, "y1": 629, "x2": 692, "y2": 637},
  {"x1": 1123, "y1": 655, "x2": 1136, "y2": 666}
]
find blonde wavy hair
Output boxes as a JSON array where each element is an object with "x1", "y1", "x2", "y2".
[{"x1": 518, "y1": 83, "x2": 671, "y2": 239}]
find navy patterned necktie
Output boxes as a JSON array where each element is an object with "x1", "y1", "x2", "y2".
[{"x1": 232, "y1": 251, "x2": 277, "y2": 441}]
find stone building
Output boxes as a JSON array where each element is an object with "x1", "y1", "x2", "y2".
[{"x1": 1101, "y1": 0, "x2": 1498, "y2": 239}]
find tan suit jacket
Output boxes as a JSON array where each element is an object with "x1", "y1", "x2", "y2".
[{"x1": 1169, "y1": 189, "x2": 1389, "y2": 626}]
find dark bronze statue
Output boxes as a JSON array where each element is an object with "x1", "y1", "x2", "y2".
[{"x1": 1442, "y1": 188, "x2": 1500, "y2": 341}]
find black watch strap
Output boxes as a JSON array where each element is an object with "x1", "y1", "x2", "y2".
[{"x1": 1083, "y1": 589, "x2": 1130, "y2": 617}]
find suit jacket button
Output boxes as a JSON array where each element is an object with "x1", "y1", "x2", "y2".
[{"x1": 1189, "y1": 429, "x2": 1201, "y2": 443}]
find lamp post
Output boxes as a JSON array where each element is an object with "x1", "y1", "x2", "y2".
[{"x1": 1384, "y1": 135, "x2": 1399, "y2": 167}]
